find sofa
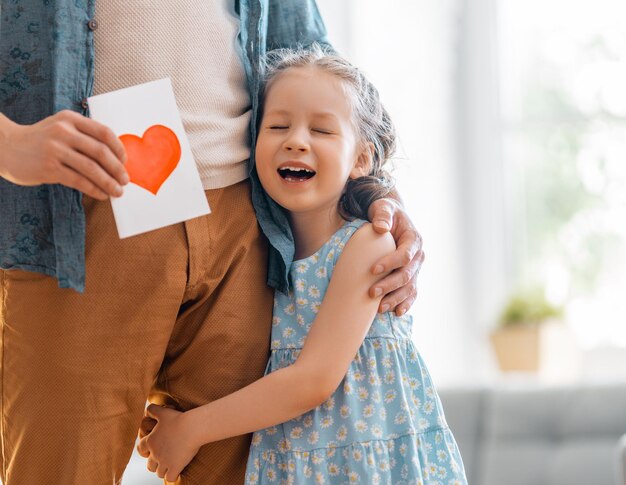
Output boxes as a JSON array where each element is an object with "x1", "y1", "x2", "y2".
[
  {"x1": 124, "y1": 383, "x2": 626, "y2": 484},
  {"x1": 439, "y1": 383, "x2": 626, "y2": 485}
]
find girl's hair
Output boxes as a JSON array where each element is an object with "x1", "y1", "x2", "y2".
[{"x1": 262, "y1": 43, "x2": 397, "y2": 221}]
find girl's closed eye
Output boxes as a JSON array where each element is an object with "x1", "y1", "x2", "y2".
[
  {"x1": 312, "y1": 128, "x2": 333, "y2": 135},
  {"x1": 269, "y1": 125, "x2": 289, "y2": 130}
]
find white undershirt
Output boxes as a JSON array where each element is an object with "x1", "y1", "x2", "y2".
[{"x1": 93, "y1": 0, "x2": 251, "y2": 189}]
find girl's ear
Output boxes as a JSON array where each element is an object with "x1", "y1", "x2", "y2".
[{"x1": 350, "y1": 142, "x2": 374, "y2": 179}]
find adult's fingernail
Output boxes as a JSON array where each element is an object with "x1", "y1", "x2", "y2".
[
  {"x1": 397, "y1": 307, "x2": 406, "y2": 316},
  {"x1": 121, "y1": 172, "x2": 130, "y2": 185},
  {"x1": 373, "y1": 287, "x2": 383, "y2": 297},
  {"x1": 375, "y1": 221, "x2": 390, "y2": 231},
  {"x1": 380, "y1": 304, "x2": 390, "y2": 313},
  {"x1": 373, "y1": 265, "x2": 384, "y2": 275},
  {"x1": 114, "y1": 185, "x2": 123, "y2": 197}
]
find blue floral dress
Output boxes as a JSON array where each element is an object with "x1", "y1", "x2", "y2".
[{"x1": 245, "y1": 220, "x2": 467, "y2": 485}]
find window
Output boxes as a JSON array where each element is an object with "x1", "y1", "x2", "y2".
[
  {"x1": 499, "y1": 0, "x2": 626, "y2": 349},
  {"x1": 319, "y1": 0, "x2": 626, "y2": 383},
  {"x1": 318, "y1": 0, "x2": 472, "y2": 384}
]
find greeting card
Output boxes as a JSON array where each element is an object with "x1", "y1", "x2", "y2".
[{"x1": 88, "y1": 78, "x2": 210, "y2": 238}]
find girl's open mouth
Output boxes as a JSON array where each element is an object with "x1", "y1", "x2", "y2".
[{"x1": 277, "y1": 167, "x2": 316, "y2": 182}]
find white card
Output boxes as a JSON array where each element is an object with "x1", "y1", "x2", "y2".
[{"x1": 88, "y1": 78, "x2": 210, "y2": 238}]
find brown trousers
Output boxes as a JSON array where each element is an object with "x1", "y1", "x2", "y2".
[{"x1": 0, "y1": 180, "x2": 273, "y2": 484}]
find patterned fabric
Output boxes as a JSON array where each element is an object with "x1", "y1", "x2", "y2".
[
  {"x1": 0, "y1": 0, "x2": 329, "y2": 292},
  {"x1": 245, "y1": 220, "x2": 467, "y2": 484}
]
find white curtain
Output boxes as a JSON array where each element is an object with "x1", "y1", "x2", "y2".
[{"x1": 317, "y1": 0, "x2": 490, "y2": 385}]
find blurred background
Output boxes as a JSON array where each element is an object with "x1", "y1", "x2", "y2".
[
  {"x1": 125, "y1": 0, "x2": 626, "y2": 483},
  {"x1": 317, "y1": 0, "x2": 626, "y2": 386}
]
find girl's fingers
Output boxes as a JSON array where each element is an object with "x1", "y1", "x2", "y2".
[
  {"x1": 146, "y1": 457, "x2": 158, "y2": 473},
  {"x1": 165, "y1": 470, "x2": 181, "y2": 484},
  {"x1": 137, "y1": 437, "x2": 150, "y2": 458},
  {"x1": 146, "y1": 403, "x2": 168, "y2": 420},
  {"x1": 156, "y1": 464, "x2": 168, "y2": 479},
  {"x1": 138, "y1": 416, "x2": 158, "y2": 440}
]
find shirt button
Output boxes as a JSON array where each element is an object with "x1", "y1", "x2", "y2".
[
  {"x1": 87, "y1": 19, "x2": 98, "y2": 31},
  {"x1": 81, "y1": 98, "x2": 89, "y2": 110}
]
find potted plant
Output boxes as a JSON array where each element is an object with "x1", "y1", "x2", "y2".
[{"x1": 490, "y1": 290, "x2": 566, "y2": 372}]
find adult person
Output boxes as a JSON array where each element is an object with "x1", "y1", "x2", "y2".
[{"x1": 0, "y1": 1, "x2": 423, "y2": 484}]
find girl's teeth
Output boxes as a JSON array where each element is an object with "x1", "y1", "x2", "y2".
[
  {"x1": 278, "y1": 167, "x2": 316, "y2": 181},
  {"x1": 285, "y1": 167, "x2": 312, "y2": 172}
]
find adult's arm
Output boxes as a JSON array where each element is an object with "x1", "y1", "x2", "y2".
[
  {"x1": 265, "y1": 0, "x2": 331, "y2": 51},
  {"x1": 368, "y1": 197, "x2": 425, "y2": 316},
  {"x1": 0, "y1": 110, "x2": 128, "y2": 200}
]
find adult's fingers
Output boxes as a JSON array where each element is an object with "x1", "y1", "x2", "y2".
[
  {"x1": 372, "y1": 228, "x2": 422, "y2": 276},
  {"x1": 69, "y1": 128, "x2": 128, "y2": 189},
  {"x1": 56, "y1": 165, "x2": 109, "y2": 200},
  {"x1": 61, "y1": 145, "x2": 124, "y2": 197},
  {"x1": 72, "y1": 111, "x2": 127, "y2": 166},
  {"x1": 369, "y1": 199, "x2": 394, "y2": 233},
  {"x1": 370, "y1": 247, "x2": 424, "y2": 297},
  {"x1": 379, "y1": 274, "x2": 419, "y2": 315}
]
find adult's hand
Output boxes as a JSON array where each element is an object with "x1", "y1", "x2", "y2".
[
  {"x1": 368, "y1": 198, "x2": 425, "y2": 316},
  {"x1": 0, "y1": 111, "x2": 128, "y2": 200}
]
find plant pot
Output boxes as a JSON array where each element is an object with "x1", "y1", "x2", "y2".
[
  {"x1": 490, "y1": 319, "x2": 580, "y2": 378},
  {"x1": 490, "y1": 324, "x2": 541, "y2": 372}
]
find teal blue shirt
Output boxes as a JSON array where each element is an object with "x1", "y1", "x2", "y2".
[{"x1": 0, "y1": 0, "x2": 329, "y2": 292}]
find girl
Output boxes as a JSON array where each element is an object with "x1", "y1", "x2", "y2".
[{"x1": 138, "y1": 45, "x2": 467, "y2": 485}]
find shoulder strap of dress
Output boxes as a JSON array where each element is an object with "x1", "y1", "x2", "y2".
[{"x1": 328, "y1": 218, "x2": 368, "y2": 266}]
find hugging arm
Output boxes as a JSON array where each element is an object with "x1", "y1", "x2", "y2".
[
  {"x1": 368, "y1": 196, "x2": 425, "y2": 316},
  {"x1": 136, "y1": 224, "x2": 394, "y2": 482}
]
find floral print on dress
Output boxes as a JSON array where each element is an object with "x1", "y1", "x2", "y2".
[{"x1": 245, "y1": 219, "x2": 467, "y2": 484}]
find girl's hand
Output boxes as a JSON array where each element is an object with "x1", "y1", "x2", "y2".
[
  {"x1": 136, "y1": 404, "x2": 201, "y2": 483},
  {"x1": 367, "y1": 198, "x2": 424, "y2": 316}
]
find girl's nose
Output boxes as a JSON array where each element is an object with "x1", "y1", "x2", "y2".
[{"x1": 283, "y1": 129, "x2": 310, "y2": 152}]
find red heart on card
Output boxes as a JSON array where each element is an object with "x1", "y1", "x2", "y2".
[{"x1": 119, "y1": 124, "x2": 181, "y2": 195}]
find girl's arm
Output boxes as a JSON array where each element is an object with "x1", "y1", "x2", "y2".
[{"x1": 137, "y1": 223, "x2": 394, "y2": 481}]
